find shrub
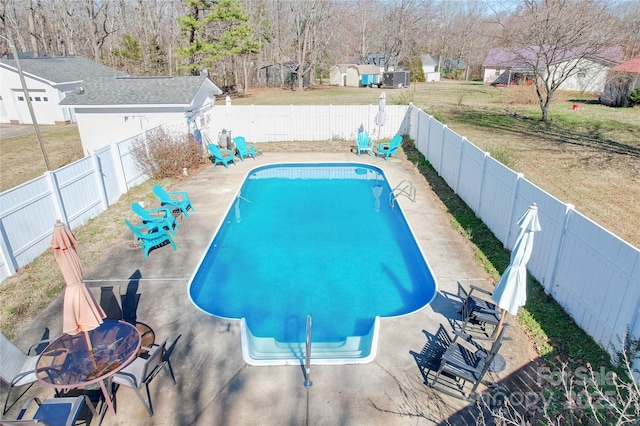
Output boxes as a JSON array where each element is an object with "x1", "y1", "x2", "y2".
[
  {"x1": 131, "y1": 127, "x2": 204, "y2": 179},
  {"x1": 485, "y1": 142, "x2": 517, "y2": 169},
  {"x1": 629, "y1": 87, "x2": 640, "y2": 106}
]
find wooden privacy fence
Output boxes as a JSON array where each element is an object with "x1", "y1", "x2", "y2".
[{"x1": 407, "y1": 104, "x2": 640, "y2": 365}]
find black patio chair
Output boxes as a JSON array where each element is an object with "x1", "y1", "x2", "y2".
[
  {"x1": 459, "y1": 285, "x2": 503, "y2": 340},
  {"x1": 428, "y1": 323, "x2": 509, "y2": 401}
]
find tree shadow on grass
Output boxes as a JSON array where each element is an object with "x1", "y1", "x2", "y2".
[{"x1": 448, "y1": 109, "x2": 640, "y2": 158}]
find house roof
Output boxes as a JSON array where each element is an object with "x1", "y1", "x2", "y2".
[
  {"x1": 483, "y1": 46, "x2": 622, "y2": 69},
  {"x1": 331, "y1": 64, "x2": 353, "y2": 72},
  {"x1": 349, "y1": 64, "x2": 381, "y2": 75},
  {"x1": 421, "y1": 55, "x2": 437, "y2": 66},
  {"x1": 0, "y1": 55, "x2": 126, "y2": 84},
  {"x1": 611, "y1": 57, "x2": 640, "y2": 73},
  {"x1": 59, "y1": 75, "x2": 222, "y2": 107}
]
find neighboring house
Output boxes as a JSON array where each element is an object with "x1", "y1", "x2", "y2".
[
  {"x1": 482, "y1": 46, "x2": 622, "y2": 93},
  {"x1": 602, "y1": 57, "x2": 640, "y2": 107},
  {"x1": 366, "y1": 52, "x2": 395, "y2": 70},
  {"x1": 345, "y1": 65, "x2": 382, "y2": 87},
  {"x1": 329, "y1": 64, "x2": 352, "y2": 86},
  {"x1": 0, "y1": 54, "x2": 126, "y2": 125},
  {"x1": 435, "y1": 57, "x2": 467, "y2": 79},
  {"x1": 259, "y1": 62, "x2": 309, "y2": 88},
  {"x1": 59, "y1": 75, "x2": 223, "y2": 154},
  {"x1": 420, "y1": 54, "x2": 440, "y2": 82}
]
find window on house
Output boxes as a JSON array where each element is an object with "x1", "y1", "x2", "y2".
[
  {"x1": 577, "y1": 70, "x2": 586, "y2": 79},
  {"x1": 495, "y1": 69, "x2": 500, "y2": 76},
  {"x1": 18, "y1": 96, "x2": 24, "y2": 101},
  {"x1": 35, "y1": 97, "x2": 41, "y2": 101},
  {"x1": 43, "y1": 97, "x2": 48, "y2": 102}
]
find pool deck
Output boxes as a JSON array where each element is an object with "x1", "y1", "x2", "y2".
[{"x1": 2, "y1": 151, "x2": 540, "y2": 425}]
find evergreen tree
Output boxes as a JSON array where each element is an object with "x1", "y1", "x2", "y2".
[{"x1": 176, "y1": 0, "x2": 259, "y2": 76}]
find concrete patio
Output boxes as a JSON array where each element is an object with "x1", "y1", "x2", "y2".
[{"x1": 1, "y1": 150, "x2": 540, "y2": 425}]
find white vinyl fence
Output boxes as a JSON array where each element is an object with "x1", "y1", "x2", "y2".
[
  {"x1": 0, "y1": 105, "x2": 408, "y2": 282},
  {"x1": 0, "y1": 133, "x2": 146, "y2": 281},
  {"x1": 1, "y1": 103, "x2": 638, "y2": 366},
  {"x1": 407, "y1": 104, "x2": 640, "y2": 364}
]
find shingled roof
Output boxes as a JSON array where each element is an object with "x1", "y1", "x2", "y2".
[
  {"x1": 483, "y1": 46, "x2": 622, "y2": 69},
  {"x1": 0, "y1": 55, "x2": 126, "y2": 84},
  {"x1": 611, "y1": 57, "x2": 640, "y2": 73},
  {"x1": 60, "y1": 75, "x2": 222, "y2": 107}
]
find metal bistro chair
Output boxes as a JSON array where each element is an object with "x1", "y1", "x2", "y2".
[
  {"x1": 459, "y1": 285, "x2": 503, "y2": 340},
  {"x1": 428, "y1": 323, "x2": 509, "y2": 401},
  {"x1": 1, "y1": 333, "x2": 55, "y2": 415},
  {"x1": 111, "y1": 339, "x2": 176, "y2": 416}
]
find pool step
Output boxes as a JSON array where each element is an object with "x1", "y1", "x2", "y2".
[{"x1": 240, "y1": 317, "x2": 380, "y2": 366}]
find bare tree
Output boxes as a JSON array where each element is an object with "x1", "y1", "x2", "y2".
[
  {"x1": 288, "y1": 0, "x2": 331, "y2": 90},
  {"x1": 502, "y1": 0, "x2": 622, "y2": 123}
]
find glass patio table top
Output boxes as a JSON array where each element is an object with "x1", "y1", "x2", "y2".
[{"x1": 36, "y1": 320, "x2": 141, "y2": 415}]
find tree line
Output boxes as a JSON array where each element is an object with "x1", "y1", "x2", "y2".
[{"x1": 1, "y1": 0, "x2": 639, "y2": 96}]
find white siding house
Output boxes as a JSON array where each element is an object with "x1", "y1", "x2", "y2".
[
  {"x1": 482, "y1": 46, "x2": 622, "y2": 93},
  {"x1": 59, "y1": 75, "x2": 223, "y2": 154},
  {"x1": 421, "y1": 54, "x2": 440, "y2": 82},
  {"x1": 0, "y1": 55, "x2": 126, "y2": 125}
]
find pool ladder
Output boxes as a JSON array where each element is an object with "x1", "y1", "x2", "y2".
[{"x1": 389, "y1": 180, "x2": 416, "y2": 215}]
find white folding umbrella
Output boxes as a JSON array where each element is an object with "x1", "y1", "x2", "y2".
[
  {"x1": 492, "y1": 204, "x2": 542, "y2": 318},
  {"x1": 374, "y1": 92, "x2": 386, "y2": 140}
]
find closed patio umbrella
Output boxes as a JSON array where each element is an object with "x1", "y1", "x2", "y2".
[
  {"x1": 492, "y1": 204, "x2": 541, "y2": 322},
  {"x1": 51, "y1": 220, "x2": 106, "y2": 336}
]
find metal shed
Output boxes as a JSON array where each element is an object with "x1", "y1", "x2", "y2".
[{"x1": 383, "y1": 71, "x2": 410, "y2": 88}]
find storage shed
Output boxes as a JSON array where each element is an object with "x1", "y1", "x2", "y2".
[
  {"x1": 329, "y1": 64, "x2": 352, "y2": 86},
  {"x1": 383, "y1": 71, "x2": 410, "y2": 88},
  {"x1": 346, "y1": 65, "x2": 382, "y2": 87}
]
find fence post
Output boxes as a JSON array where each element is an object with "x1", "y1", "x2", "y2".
[
  {"x1": 0, "y1": 220, "x2": 17, "y2": 278},
  {"x1": 110, "y1": 140, "x2": 128, "y2": 195},
  {"x1": 544, "y1": 203, "x2": 575, "y2": 294},
  {"x1": 504, "y1": 173, "x2": 525, "y2": 248},
  {"x1": 45, "y1": 171, "x2": 68, "y2": 225},
  {"x1": 454, "y1": 137, "x2": 467, "y2": 194},
  {"x1": 426, "y1": 115, "x2": 433, "y2": 163},
  {"x1": 475, "y1": 151, "x2": 491, "y2": 214},
  {"x1": 438, "y1": 124, "x2": 448, "y2": 177},
  {"x1": 91, "y1": 150, "x2": 109, "y2": 211}
]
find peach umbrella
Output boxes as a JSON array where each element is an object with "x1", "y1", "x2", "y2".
[{"x1": 51, "y1": 220, "x2": 106, "y2": 337}]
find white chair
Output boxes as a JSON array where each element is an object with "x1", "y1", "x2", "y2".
[
  {"x1": 1, "y1": 333, "x2": 53, "y2": 415},
  {"x1": 111, "y1": 339, "x2": 176, "y2": 416}
]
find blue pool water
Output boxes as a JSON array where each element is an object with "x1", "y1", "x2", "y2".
[{"x1": 189, "y1": 163, "x2": 437, "y2": 348}]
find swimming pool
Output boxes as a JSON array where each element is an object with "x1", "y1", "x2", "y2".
[{"x1": 188, "y1": 163, "x2": 437, "y2": 365}]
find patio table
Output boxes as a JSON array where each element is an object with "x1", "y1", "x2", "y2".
[{"x1": 35, "y1": 320, "x2": 141, "y2": 416}]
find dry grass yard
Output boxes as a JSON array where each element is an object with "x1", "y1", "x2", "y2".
[{"x1": 0, "y1": 81, "x2": 638, "y2": 338}]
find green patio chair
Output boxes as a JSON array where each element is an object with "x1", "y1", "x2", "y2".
[
  {"x1": 131, "y1": 202, "x2": 178, "y2": 236},
  {"x1": 375, "y1": 135, "x2": 402, "y2": 160},
  {"x1": 233, "y1": 136, "x2": 257, "y2": 161},
  {"x1": 355, "y1": 131, "x2": 374, "y2": 156},
  {"x1": 124, "y1": 220, "x2": 177, "y2": 258},
  {"x1": 152, "y1": 184, "x2": 194, "y2": 218},
  {"x1": 207, "y1": 143, "x2": 236, "y2": 169}
]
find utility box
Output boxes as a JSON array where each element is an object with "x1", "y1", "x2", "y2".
[{"x1": 383, "y1": 71, "x2": 410, "y2": 88}]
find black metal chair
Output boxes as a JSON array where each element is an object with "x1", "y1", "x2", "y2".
[
  {"x1": 428, "y1": 323, "x2": 509, "y2": 401},
  {"x1": 459, "y1": 285, "x2": 503, "y2": 340}
]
